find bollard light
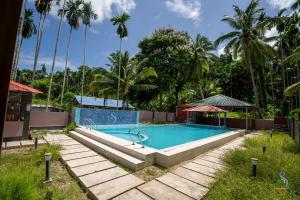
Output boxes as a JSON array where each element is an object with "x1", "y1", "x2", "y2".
[
  {"x1": 251, "y1": 158, "x2": 258, "y2": 177},
  {"x1": 34, "y1": 137, "x2": 38, "y2": 150},
  {"x1": 262, "y1": 143, "x2": 266, "y2": 155},
  {"x1": 44, "y1": 153, "x2": 52, "y2": 183}
]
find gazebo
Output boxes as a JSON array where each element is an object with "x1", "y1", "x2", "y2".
[
  {"x1": 184, "y1": 104, "x2": 228, "y2": 126},
  {"x1": 186, "y1": 94, "x2": 254, "y2": 131}
]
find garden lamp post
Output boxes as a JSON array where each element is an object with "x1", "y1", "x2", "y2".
[
  {"x1": 34, "y1": 137, "x2": 38, "y2": 149},
  {"x1": 262, "y1": 143, "x2": 266, "y2": 155},
  {"x1": 44, "y1": 152, "x2": 52, "y2": 183},
  {"x1": 251, "y1": 157, "x2": 258, "y2": 177}
]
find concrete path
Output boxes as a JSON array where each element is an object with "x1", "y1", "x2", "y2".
[
  {"x1": 44, "y1": 134, "x2": 145, "y2": 200},
  {"x1": 45, "y1": 133, "x2": 257, "y2": 200},
  {"x1": 1, "y1": 139, "x2": 47, "y2": 149}
]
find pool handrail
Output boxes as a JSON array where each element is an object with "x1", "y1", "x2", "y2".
[{"x1": 137, "y1": 129, "x2": 151, "y2": 148}]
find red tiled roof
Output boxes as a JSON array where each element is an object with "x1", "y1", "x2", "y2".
[
  {"x1": 9, "y1": 81, "x2": 42, "y2": 94},
  {"x1": 183, "y1": 104, "x2": 227, "y2": 113}
]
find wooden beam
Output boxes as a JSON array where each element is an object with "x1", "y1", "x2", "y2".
[{"x1": 0, "y1": 0, "x2": 24, "y2": 158}]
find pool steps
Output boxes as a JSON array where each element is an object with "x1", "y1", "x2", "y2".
[
  {"x1": 70, "y1": 131, "x2": 146, "y2": 171},
  {"x1": 74, "y1": 127, "x2": 156, "y2": 165}
]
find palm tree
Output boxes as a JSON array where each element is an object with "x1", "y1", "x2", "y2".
[
  {"x1": 12, "y1": 9, "x2": 37, "y2": 80},
  {"x1": 81, "y1": 2, "x2": 98, "y2": 105},
  {"x1": 58, "y1": 0, "x2": 83, "y2": 105},
  {"x1": 291, "y1": 0, "x2": 300, "y2": 10},
  {"x1": 187, "y1": 34, "x2": 214, "y2": 99},
  {"x1": 214, "y1": 0, "x2": 273, "y2": 109},
  {"x1": 46, "y1": 0, "x2": 66, "y2": 111},
  {"x1": 32, "y1": 0, "x2": 56, "y2": 84},
  {"x1": 111, "y1": 13, "x2": 130, "y2": 108},
  {"x1": 91, "y1": 52, "x2": 157, "y2": 108}
]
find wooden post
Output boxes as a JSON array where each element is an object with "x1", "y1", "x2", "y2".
[
  {"x1": 224, "y1": 112, "x2": 227, "y2": 127},
  {"x1": 0, "y1": 0, "x2": 24, "y2": 158},
  {"x1": 218, "y1": 113, "x2": 221, "y2": 126}
]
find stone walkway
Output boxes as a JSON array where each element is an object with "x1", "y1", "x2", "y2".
[
  {"x1": 1, "y1": 139, "x2": 47, "y2": 149},
  {"x1": 44, "y1": 133, "x2": 257, "y2": 200}
]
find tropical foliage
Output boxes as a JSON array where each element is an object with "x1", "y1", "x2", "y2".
[{"x1": 15, "y1": 0, "x2": 300, "y2": 119}]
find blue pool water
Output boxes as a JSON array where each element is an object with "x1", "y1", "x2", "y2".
[{"x1": 96, "y1": 124, "x2": 231, "y2": 150}]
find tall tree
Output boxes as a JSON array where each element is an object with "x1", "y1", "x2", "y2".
[
  {"x1": 32, "y1": 0, "x2": 56, "y2": 84},
  {"x1": 187, "y1": 34, "x2": 214, "y2": 99},
  {"x1": 12, "y1": 9, "x2": 37, "y2": 80},
  {"x1": 81, "y1": 1, "x2": 98, "y2": 104},
  {"x1": 111, "y1": 12, "x2": 130, "y2": 108},
  {"x1": 214, "y1": 0, "x2": 273, "y2": 111},
  {"x1": 58, "y1": 0, "x2": 83, "y2": 105},
  {"x1": 46, "y1": 0, "x2": 66, "y2": 111}
]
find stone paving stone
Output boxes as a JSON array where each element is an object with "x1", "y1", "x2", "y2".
[
  {"x1": 89, "y1": 174, "x2": 144, "y2": 200},
  {"x1": 61, "y1": 151, "x2": 98, "y2": 161},
  {"x1": 193, "y1": 158, "x2": 224, "y2": 170},
  {"x1": 138, "y1": 180, "x2": 193, "y2": 200},
  {"x1": 67, "y1": 156, "x2": 106, "y2": 168},
  {"x1": 71, "y1": 161, "x2": 116, "y2": 177},
  {"x1": 60, "y1": 147, "x2": 91, "y2": 155},
  {"x1": 79, "y1": 167, "x2": 128, "y2": 188},
  {"x1": 61, "y1": 144, "x2": 86, "y2": 150},
  {"x1": 112, "y1": 189, "x2": 152, "y2": 200},
  {"x1": 201, "y1": 155, "x2": 223, "y2": 165},
  {"x1": 172, "y1": 167, "x2": 214, "y2": 187},
  {"x1": 157, "y1": 173, "x2": 208, "y2": 199},
  {"x1": 205, "y1": 151, "x2": 222, "y2": 158},
  {"x1": 183, "y1": 162, "x2": 217, "y2": 177},
  {"x1": 210, "y1": 149, "x2": 227, "y2": 155},
  {"x1": 58, "y1": 140, "x2": 81, "y2": 146}
]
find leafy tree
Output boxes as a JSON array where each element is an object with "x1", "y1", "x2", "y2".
[
  {"x1": 111, "y1": 13, "x2": 130, "y2": 108},
  {"x1": 12, "y1": 9, "x2": 37, "y2": 80}
]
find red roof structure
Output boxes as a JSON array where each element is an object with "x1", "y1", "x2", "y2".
[
  {"x1": 183, "y1": 104, "x2": 227, "y2": 113},
  {"x1": 9, "y1": 81, "x2": 42, "y2": 94}
]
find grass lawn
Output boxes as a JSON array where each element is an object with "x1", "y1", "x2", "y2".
[
  {"x1": 204, "y1": 131, "x2": 300, "y2": 200},
  {"x1": 0, "y1": 146, "x2": 88, "y2": 200}
]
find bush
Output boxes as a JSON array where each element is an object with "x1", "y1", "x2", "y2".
[
  {"x1": 63, "y1": 122, "x2": 78, "y2": 135},
  {"x1": 0, "y1": 169, "x2": 38, "y2": 200}
]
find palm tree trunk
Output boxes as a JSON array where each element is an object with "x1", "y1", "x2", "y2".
[
  {"x1": 33, "y1": 13, "x2": 47, "y2": 83},
  {"x1": 13, "y1": 37, "x2": 24, "y2": 81},
  {"x1": 198, "y1": 82, "x2": 204, "y2": 99},
  {"x1": 46, "y1": 0, "x2": 66, "y2": 112},
  {"x1": 32, "y1": 13, "x2": 43, "y2": 84},
  {"x1": 245, "y1": 48, "x2": 260, "y2": 109},
  {"x1": 61, "y1": 27, "x2": 73, "y2": 106},
  {"x1": 81, "y1": 25, "x2": 88, "y2": 105},
  {"x1": 117, "y1": 38, "x2": 122, "y2": 109}
]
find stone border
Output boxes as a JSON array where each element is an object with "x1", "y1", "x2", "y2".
[{"x1": 75, "y1": 126, "x2": 244, "y2": 168}]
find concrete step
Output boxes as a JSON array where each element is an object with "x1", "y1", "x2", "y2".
[
  {"x1": 75, "y1": 127, "x2": 155, "y2": 163},
  {"x1": 70, "y1": 131, "x2": 145, "y2": 171}
]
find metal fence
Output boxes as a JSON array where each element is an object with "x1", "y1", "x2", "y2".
[{"x1": 288, "y1": 119, "x2": 300, "y2": 144}]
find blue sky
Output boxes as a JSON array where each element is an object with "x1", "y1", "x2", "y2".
[{"x1": 19, "y1": 0, "x2": 295, "y2": 72}]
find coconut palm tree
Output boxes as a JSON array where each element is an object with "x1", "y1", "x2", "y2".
[
  {"x1": 214, "y1": 0, "x2": 273, "y2": 109},
  {"x1": 291, "y1": 0, "x2": 300, "y2": 10},
  {"x1": 91, "y1": 51, "x2": 157, "y2": 108},
  {"x1": 45, "y1": 0, "x2": 66, "y2": 111},
  {"x1": 12, "y1": 9, "x2": 37, "y2": 80},
  {"x1": 110, "y1": 12, "x2": 130, "y2": 108},
  {"x1": 58, "y1": 0, "x2": 83, "y2": 105},
  {"x1": 187, "y1": 34, "x2": 214, "y2": 99},
  {"x1": 32, "y1": 0, "x2": 57, "y2": 84},
  {"x1": 80, "y1": 1, "x2": 98, "y2": 105}
]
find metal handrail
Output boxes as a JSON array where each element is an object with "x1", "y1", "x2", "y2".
[
  {"x1": 137, "y1": 129, "x2": 151, "y2": 148},
  {"x1": 128, "y1": 128, "x2": 138, "y2": 145},
  {"x1": 84, "y1": 118, "x2": 96, "y2": 130}
]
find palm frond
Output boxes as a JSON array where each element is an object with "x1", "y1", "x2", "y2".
[
  {"x1": 214, "y1": 31, "x2": 240, "y2": 47},
  {"x1": 284, "y1": 82, "x2": 300, "y2": 97}
]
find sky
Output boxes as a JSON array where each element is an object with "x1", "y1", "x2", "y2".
[{"x1": 19, "y1": 0, "x2": 296, "y2": 72}]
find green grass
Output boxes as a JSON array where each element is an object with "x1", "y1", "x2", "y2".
[
  {"x1": 0, "y1": 146, "x2": 88, "y2": 200},
  {"x1": 204, "y1": 131, "x2": 300, "y2": 200}
]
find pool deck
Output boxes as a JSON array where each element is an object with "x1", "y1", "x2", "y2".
[{"x1": 44, "y1": 132, "x2": 258, "y2": 200}]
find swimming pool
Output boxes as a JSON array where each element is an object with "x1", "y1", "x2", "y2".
[{"x1": 96, "y1": 124, "x2": 232, "y2": 150}]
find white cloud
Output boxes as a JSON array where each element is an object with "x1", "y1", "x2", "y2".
[
  {"x1": 48, "y1": 0, "x2": 136, "y2": 23},
  {"x1": 265, "y1": 27, "x2": 278, "y2": 46},
  {"x1": 266, "y1": 0, "x2": 295, "y2": 9},
  {"x1": 165, "y1": 0, "x2": 201, "y2": 23},
  {"x1": 19, "y1": 53, "x2": 78, "y2": 71}
]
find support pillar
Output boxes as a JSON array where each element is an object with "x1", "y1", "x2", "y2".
[
  {"x1": 218, "y1": 113, "x2": 221, "y2": 126},
  {"x1": 224, "y1": 112, "x2": 227, "y2": 127}
]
